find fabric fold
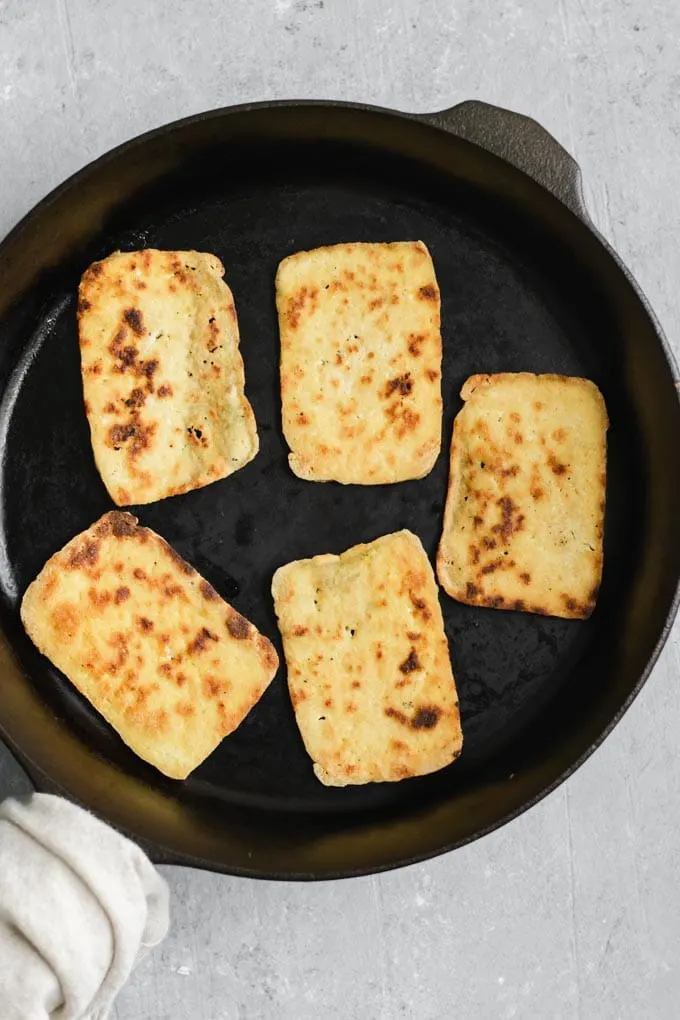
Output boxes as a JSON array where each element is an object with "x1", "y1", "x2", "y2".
[{"x1": 0, "y1": 794, "x2": 169, "y2": 1019}]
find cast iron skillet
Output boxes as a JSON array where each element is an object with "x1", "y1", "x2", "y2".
[{"x1": 0, "y1": 101, "x2": 678, "y2": 879}]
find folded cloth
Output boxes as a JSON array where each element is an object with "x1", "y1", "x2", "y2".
[{"x1": 0, "y1": 794, "x2": 169, "y2": 1020}]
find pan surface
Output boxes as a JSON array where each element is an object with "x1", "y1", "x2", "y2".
[{"x1": 0, "y1": 102, "x2": 678, "y2": 878}]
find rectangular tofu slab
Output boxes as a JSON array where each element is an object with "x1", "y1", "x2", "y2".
[
  {"x1": 276, "y1": 241, "x2": 442, "y2": 484},
  {"x1": 21, "y1": 512, "x2": 279, "y2": 779},
  {"x1": 437, "y1": 373, "x2": 608, "y2": 619},
  {"x1": 79, "y1": 249, "x2": 258, "y2": 505},
  {"x1": 272, "y1": 530, "x2": 462, "y2": 786}
]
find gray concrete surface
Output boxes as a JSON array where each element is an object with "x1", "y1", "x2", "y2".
[{"x1": 1, "y1": 1, "x2": 680, "y2": 1017}]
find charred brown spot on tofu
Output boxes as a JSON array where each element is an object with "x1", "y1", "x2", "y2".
[
  {"x1": 226, "y1": 612, "x2": 251, "y2": 640},
  {"x1": 399, "y1": 648, "x2": 421, "y2": 674}
]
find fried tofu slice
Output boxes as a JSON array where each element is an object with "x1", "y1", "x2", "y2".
[
  {"x1": 20, "y1": 512, "x2": 278, "y2": 779},
  {"x1": 437, "y1": 373, "x2": 608, "y2": 619},
  {"x1": 79, "y1": 249, "x2": 258, "y2": 506},
  {"x1": 272, "y1": 530, "x2": 462, "y2": 786},
  {"x1": 276, "y1": 241, "x2": 442, "y2": 484}
]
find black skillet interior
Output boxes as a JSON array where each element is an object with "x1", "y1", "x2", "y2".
[{"x1": 0, "y1": 105, "x2": 678, "y2": 877}]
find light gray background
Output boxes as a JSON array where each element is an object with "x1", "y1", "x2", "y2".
[{"x1": 1, "y1": 1, "x2": 679, "y2": 1017}]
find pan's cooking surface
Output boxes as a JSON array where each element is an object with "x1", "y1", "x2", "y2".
[{"x1": 0, "y1": 137, "x2": 638, "y2": 820}]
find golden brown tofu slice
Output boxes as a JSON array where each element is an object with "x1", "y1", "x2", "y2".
[
  {"x1": 276, "y1": 241, "x2": 442, "y2": 484},
  {"x1": 437, "y1": 373, "x2": 608, "y2": 619},
  {"x1": 272, "y1": 530, "x2": 462, "y2": 786},
  {"x1": 21, "y1": 512, "x2": 279, "y2": 779},
  {"x1": 79, "y1": 249, "x2": 258, "y2": 505}
]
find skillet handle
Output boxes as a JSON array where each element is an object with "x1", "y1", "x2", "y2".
[
  {"x1": 418, "y1": 100, "x2": 589, "y2": 221},
  {"x1": 0, "y1": 739, "x2": 192, "y2": 865},
  {"x1": 0, "y1": 739, "x2": 35, "y2": 798}
]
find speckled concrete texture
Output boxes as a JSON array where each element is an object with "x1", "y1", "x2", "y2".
[{"x1": 1, "y1": 1, "x2": 680, "y2": 1017}]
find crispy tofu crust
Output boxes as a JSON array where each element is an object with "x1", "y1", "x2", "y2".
[
  {"x1": 21, "y1": 512, "x2": 279, "y2": 779},
  {"x1": 276, "y1": 241, "x2": 442, "y2": 484},
  {"x1": 79, "y1": 249, "x2": 258, "y2": 506},
  {"x1": 272, "y1": 530, "x2": 462, "y2": 786},
  {"x1": 437, "y1": 373, "x2": 608, "y2": 619}
]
